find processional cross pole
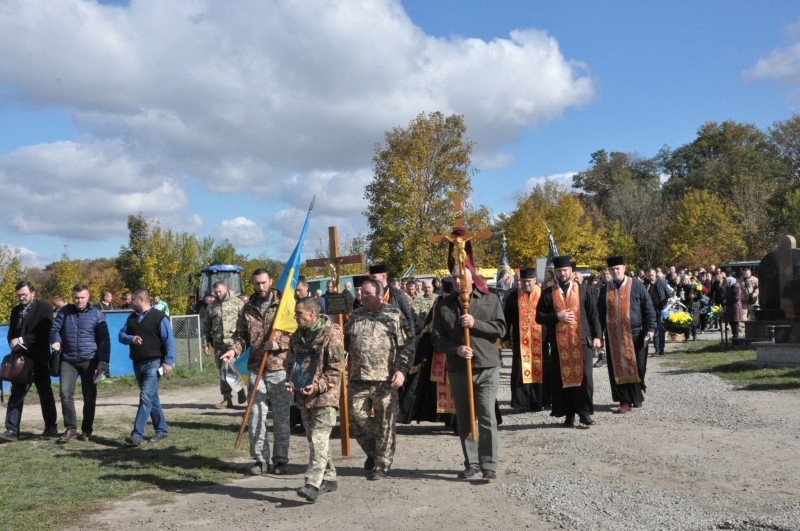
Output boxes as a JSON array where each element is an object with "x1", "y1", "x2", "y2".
[
  {"x1": 427, "y1": 197, "x2": 492, "y2": 441},
  {"x1": 306, "y1": 226, "x2": 365, "y2": 457}
]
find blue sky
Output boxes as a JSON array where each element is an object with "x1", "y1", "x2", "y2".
[{"x1": 0, "y1": 0, "x2": 798, "y2": 267}]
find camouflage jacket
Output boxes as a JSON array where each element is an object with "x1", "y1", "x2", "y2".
[
  {"x1": 412, "y1": 294, "x2": 438, "y2": 333},
  {"x1": 285, "y1": 315, "x2": 345, "y2": 409},
  {"x1": 344, "y1": 303, "x2": 414, "y2": 382},
  {"x1": 202, "y1": 292, "x2": 244, "y2": 351},
  {"x1": 231, "y1": 287, "x2": 291, "y2": 372}
]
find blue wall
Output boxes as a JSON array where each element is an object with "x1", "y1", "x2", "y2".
[{"x1": 0, "y1": 311, "x2": 135, "y2": 394}]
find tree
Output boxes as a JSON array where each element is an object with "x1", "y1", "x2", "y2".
[
  {"x1": 45, "y1": 251, "x2": 83, "y2": 301},
  {"x1": 0, "y1": 245, "x2": 24, "y2": 320},
  {"x1": 309, "y1": 232, "x2": 369, "y2": 279},
  {"x1": 573, "y1": 150, "x2": 661, "y2": 214},
  {"x1": 505, "y1": 181, "x2": 609, "y2": 271},
  {"x1": 780, "y1": 189, "x2": 800, "y2": 240},
  {"x1": 364, "y1": 111, "x2": 491, "y2": 276},
  {"x1": 663, "y1": 189, "x2": 747, "y2": 267}
]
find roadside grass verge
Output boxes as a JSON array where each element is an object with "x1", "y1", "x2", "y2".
[
  {"x1": 667, "y1": 342, "x2": 800, "y2": 390},
  {"x1": 0, "y1": 412, "x2": 249, "y2": 531}
]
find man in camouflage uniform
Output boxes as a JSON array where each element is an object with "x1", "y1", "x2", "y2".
[
  {"x1": 203, "y1": 281, "x2": 245, "y2": 409},
  {"x1": 223, "y1": 268, "x2": 291, "y2": 476},
  {"x1": 412, "y1": 280, "x2": 438, "y2": 334},
  {"x1": 344, "y1": 278, "x2": 414, "y2": 480},
  {"x1": 285, "y1": 297, "x2": 344, "y2": 503}
]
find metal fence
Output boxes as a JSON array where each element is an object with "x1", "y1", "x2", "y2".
[{"x1": 170, "y1": 314, "x2": 203, "y2": 371}]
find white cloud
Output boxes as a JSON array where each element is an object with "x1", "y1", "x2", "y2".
[
  {"x1": 0, "y1": 242, "x2": 44, "y2": 268},
  {"x1": 213, "y1": 217, "x2": 267, "y2": 247},
  {"x1": 518, "y1": 172, "x2": 577, "y2": 197},
  {"x1": 474, "y1": 152, "x2": 517, "y2": 171},
  {"x1": 0, "y1": 0, "x2": 595, "y2": 243},
  {"x1": 744, "y1": 43, "x2": 800, "y2": 84},
  {"x1": 0, "y1": 139, "x2": 200, "y2": 240}
]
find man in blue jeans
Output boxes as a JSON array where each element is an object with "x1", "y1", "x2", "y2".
[
  {"x1": 50, "y1": 284, "x2": 111, "y2": 443},
  {"x1": 644, "y1": 268, "x2": 670, "y2": 357},
  {"x1": 118, "y1": 288, "x2": 176, "y2": 446}
]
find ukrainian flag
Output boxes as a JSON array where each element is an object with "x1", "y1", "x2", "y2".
[{"x1": 235, "y1": 197, "x2": 314, "y2": 384}]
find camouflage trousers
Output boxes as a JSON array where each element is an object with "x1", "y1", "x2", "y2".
[
  {"x1": 300, "y1": 406, "x2": 337, "y2": 488},
  {"x1": 248, "y1": 369, "x2": 290, "y2": 465},
  {"x1": 349, "y1": 380, "x2": 398, "y2": 470}
]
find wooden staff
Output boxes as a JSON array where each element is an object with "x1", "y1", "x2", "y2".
[
  {"x1": 458, "y1": 258, "x2": 478, "y2": 441},
  {"x1": 337, "y1": 313, "x2": 351, "y2": 456},
  {"x1": 235, "y1": 329, "x2": 276, "y2": 448}
]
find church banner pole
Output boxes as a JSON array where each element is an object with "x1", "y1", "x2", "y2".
[{"x1": 457, "y1": 242, "x2": 478, "y2": 441}]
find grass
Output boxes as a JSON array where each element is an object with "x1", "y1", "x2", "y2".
[
  {"x1": 0, "y1": 412, "x2": 250, "y2": 531},
  {"x1": 667, "y1": 342, "x2": 800, "y2": 390}
]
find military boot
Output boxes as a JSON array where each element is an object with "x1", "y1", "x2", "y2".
[{"x1": 215, "y1": 398, "x2": 233, "y2": 409}]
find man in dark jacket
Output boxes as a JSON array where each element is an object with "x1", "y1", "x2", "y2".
[
  {"x1": 369, "y1": 265, "x2": 418, "y2": 335},
  {"x1": 50, "y1": 284, "x2": 111, "y2": 443},
  {"x1": 1, "y1": 282, "x2": 58, "y2": 442},
  {"x1": 598, "y1": 258, "x2": 656, "y2": 413},
  {"x1": 433, "y1": 267, "x2": 506, "y2": 481},
  {"x1": 644, "y1": 268, "x2": 670, "y2": 356}
]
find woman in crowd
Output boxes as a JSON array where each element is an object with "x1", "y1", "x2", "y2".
[{"x1": 724, "y1": 276, "x2": 743, "y2": 339}]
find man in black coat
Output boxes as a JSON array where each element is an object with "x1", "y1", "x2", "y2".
[
  {"x1": 535, "y1": 256, "x2": 602, "y2": 428},
  {"x1": 597, "y1": 257, "x2": 656, "y2": 413},
  {"x1": 369, "y1": 265, "x2": 418, "y2": 335},
  {"x1": 1, "y1": 282, "x2": 58, "y2": 442}
]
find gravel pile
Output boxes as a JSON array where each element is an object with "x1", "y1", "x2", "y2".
[{"x1": 500, "y1": 473, "x2": 800, "y2": 531}]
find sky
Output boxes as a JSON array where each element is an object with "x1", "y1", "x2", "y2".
[{"x1": 1, "y1": 0, "x2": 799, "y2": 268}]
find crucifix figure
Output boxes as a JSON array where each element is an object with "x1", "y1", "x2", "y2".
[
  {"x1": 427, "y1": 197, "x2": 492, "y2": 440},
  {"x1": 306, "y1": 226, "x2": 365, "y2": 456}
]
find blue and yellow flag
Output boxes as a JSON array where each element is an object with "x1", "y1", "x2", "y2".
[{"x1": 236, "y1": 197, "x2": 314, "y2": 383}]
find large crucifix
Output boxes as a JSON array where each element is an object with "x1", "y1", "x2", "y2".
[
  {"x1": 427, "y1": 197, "x2": 492, "y2": 441},
  {"x1": 306, "y1": 226, "x2": 365, "y2": 457}
]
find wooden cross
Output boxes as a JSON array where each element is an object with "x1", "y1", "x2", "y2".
[
  {"x1": 427, "y1": 197, "x2": 492, "y2": 441},
  {"x1": 305, "y1": 226, "x2": 364, "y2": 457}
]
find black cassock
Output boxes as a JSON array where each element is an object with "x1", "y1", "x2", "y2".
[
  {"x1": 535, "y1": 283, "x2": 602, "y2": 419},
  {"x1": 597, "y1": 279, "x2": 656, "y2": 407},
  {"x1": 398, "y1": 303, "x2": 455, "y2": 426},
  {"x1": 503, "y1": 289, "x2": 550, "y2": 411}
]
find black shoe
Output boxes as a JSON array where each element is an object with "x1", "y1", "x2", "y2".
[
  {"x1": 149, "y1": 432, "x2": 168, "y2": 444},
  {"x1": 658, "y1": 350, "x2": 665, "y2": 356},
  {"x1": 41, "y1": 425, "x2": 59, "y2": 438},
  {"x1": 363, "y1": 456, "x2": 374, "y2": 471},
  {"x1": 291, "y1": 425, "x2": 306, "y2": 435},
  {"x1": 579, "y1": 414, "x2": 595, "y2": 426},
  {"x1": 318, "y1": 480, "x2": 338, "y2": 493},
  {"x1": 271, "y1": 464, "x2": 287, "y2": 475},
  {"x1": 125, "y1": 435, "x2": 142, "y2": 447},
  {"x1": 296, "y1": 484, "x2": 318, "y2": 503},
  {"x1": 593, "y1": 358, "x2": 606, "y2": 368},
  {"x1": 369, "y1": 467, "x2": 386, "y2": 480},
  {"x1": 459, "y1": 467, "x2": 479, "y2": 479},
  {"x1": 237, "y1": 388, "x2": 247, "y2": 404},
  {"x1": 482, "y1": 470, "x2": 497, "y2": 481},
  {"x1": 0, "y1": 431, "x2": 18, "y2": 443},
  {"x1": 563, "y1": 416, "x2": 575, "y2": 428}
]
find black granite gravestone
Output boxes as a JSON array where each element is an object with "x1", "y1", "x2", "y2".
[{"x1": 756, "y1": 247, "x2": 800, "y2": 320}]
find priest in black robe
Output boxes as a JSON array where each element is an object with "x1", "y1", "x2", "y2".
[
  {"x1": 596, "y1": 256, "x2": 656, "y2": 413},
  {"x1": 399, "y1": 278, "x2": 456, "y2": 427},
  {"x1": 535, "y1": 256, "x2": 602, "y2": 427},
  {"x1": 503, "y1": 267, "x2": 550, "y2": 411}
]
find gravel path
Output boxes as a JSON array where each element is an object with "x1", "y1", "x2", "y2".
[{"x1": 67, "y1": 336, "x2": 800, "y2": 530}]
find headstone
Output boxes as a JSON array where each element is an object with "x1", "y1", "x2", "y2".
[
  {"x1": 756, "y1": 240, "x2": 800, "y2": 320},
  {"x1": 778, "y1": 235, "x2": 798, "y2": 320}
]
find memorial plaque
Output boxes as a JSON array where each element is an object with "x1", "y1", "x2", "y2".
[{"x1": 325, "y1": 293, "x2": 348, "y2": 314}]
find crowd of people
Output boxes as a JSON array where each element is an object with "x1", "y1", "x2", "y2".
[{"x1": 1, "y1": 256, "x2": 759, "y2": 504}]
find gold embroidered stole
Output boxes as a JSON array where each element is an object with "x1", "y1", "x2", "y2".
[
  {"x1": 607, "y1": 279, "x2": 641, "y2": 384},
  {"x1": 428, "y1": 307, "x2": 454, "y2": 414},
  {"x1": 552, "y1": 283, "x2": 584, "y2": 388},
  {"x1": 518, "y1": 287, "x2": 543, "y2": 384}
]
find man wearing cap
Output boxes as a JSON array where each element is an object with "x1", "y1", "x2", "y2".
[
  {"x1": 369, "y1": 265, "x2": 418, "y2": 336},
  {"x1": 597, "y1": 257, "x2": 656, "y2": 413},
  {"x1": 502, "y1": 268, "x2": 549, "y2": 412},
  {"x1": 433, "y1": 266, "x2": 506, "y2": 481},
  {"x1": 535, "y1": 256, "x2": 602, "y2": 427}
]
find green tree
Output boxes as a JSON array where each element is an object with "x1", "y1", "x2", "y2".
[
  {"x1": 505, "y1": 181, "x2": 609, "y2": 271},
  {"x1": 0, "y1": 245, "x2": 24, "y2": 320},
  {"x1": 781, "y1": 188, "x2": 800, "y2": 240},
  {"x1": 364, "y1": 111, "x2": 491, "y2": 276},
  {"x1": 45, "y1": 251, "x2": 83, "y2": 301},
  {"x1": 663, "y1": 189, "x2": 747, "y2": 267},
  {"x1": 573, "y1": 150, "x2": 661, "y2": 214}
]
